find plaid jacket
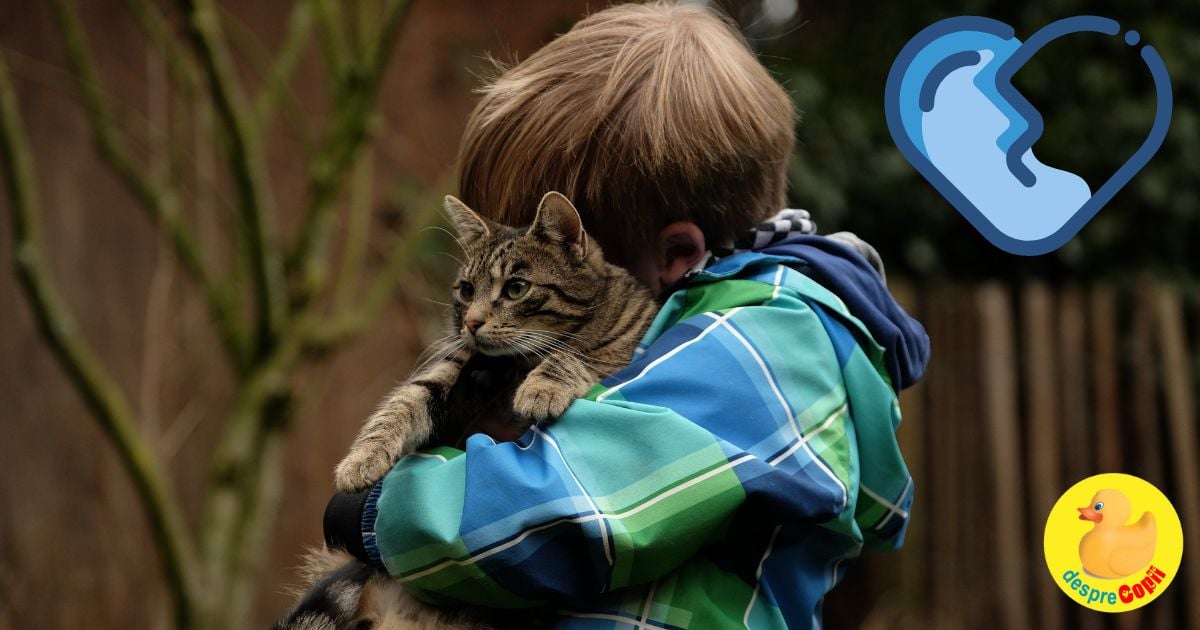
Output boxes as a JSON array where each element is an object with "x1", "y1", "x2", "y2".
[{"x1": 359, "y1": 249, "x2": 923, "y2": 628}]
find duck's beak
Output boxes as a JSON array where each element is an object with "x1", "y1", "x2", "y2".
[{"x1": 1078, "y1": 506, "x2": 1103, "y2": 522}]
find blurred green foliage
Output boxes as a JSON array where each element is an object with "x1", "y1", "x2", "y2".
[{"x1": 740, "y1": 0, "x2": 1199, "y2": 280}]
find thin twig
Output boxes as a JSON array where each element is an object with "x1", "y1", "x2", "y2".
[
  {"x1": 0, "y1": 45, "x2": 237, "y2": 217},
  {"x1": 0, "y1": 52, "x2": 199, "y2": 628},
  {"x1": 214, "y1": 2, "x2": 315, "y2": 149},
  {"x1": 313, "y1": 0, "x2": 350, "y2": 78},
  {"x1": 304, "y1": 177, "x2": 446, "y2": 351},
  {"x1": 175, "y1": 0, "x2": 289, "y2": 347},
  {"x1": 51, "y1": 0, "x2": 251, "y2": 369},
  {"x1": 288, "y1": 0, "x2": 413, "y2": 306},
  {"x1": 198, "y1": 327, "x2": 302, "y2": 626},
  {"x1": 333, "y1": 150, "x2": 373, "y2": 309},
  {"x1": 122, "y1": 0, "x2": 200, "y2": 98},
  {"x1": 253, "y1": 0, "x2": 317, "y2": 127}
]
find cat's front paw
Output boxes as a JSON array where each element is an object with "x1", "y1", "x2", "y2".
[
  {"x1": 334, "y1": 445, "x2": 396, "y2": 493},
  {"x1": 513, "y1": 375, "x2": 577, "y2": 423}
]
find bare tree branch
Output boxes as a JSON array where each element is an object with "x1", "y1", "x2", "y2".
[
  {"x1": 50, "y1": 0, "x2": 251, "y2": 369},
  {"x1": 122, "y1": 0, "x2": 201, "y2": 99},
  {"x1": 304, "y1": 178, "x2": 445, "y2": 352},
  {"x1": 175, "y1": 0, "x2": 289, "y2": 347},
  {"x1": 224, "y1": 421, "x2": 288, "y2": 627},
  {"x1": 0, "y1": 52, "x2": 200, "y2": 628},
  {"x1": 333, "y1": 151, "x2": 373, "y2": 309},
  {"x1": 214, "y1": 3, "x2": 315, "y2": 150},
  {"x1": 288, "y1": 0, "x2": 413, "y2": 307},
  {"x1": 8, "y1": 3, "x2": 430, "y2": 627},
  {"x1": 313, "y1": 0, "x2": 351, "y2": 78},
  {"x1": 253, "y1": 0, "x2": 316, "y2": 127},
  {"x1": 198, "y1": 326, "x2": 302, "y2": 628}
]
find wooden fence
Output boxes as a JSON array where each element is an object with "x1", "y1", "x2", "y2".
[{"x1": 826, "y1": 279, "x2": 1200, "y2": 629}]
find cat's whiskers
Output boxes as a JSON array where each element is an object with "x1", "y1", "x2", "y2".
[
  {"x1": 424, "y1": 224, "x2": 469, "y2": 253},
  {"x1": 409, "y1": 336, "x2": 465, "y2": 377},
  {"x1": 437, "y1": 251, "x2": 466, "y2": 267},
  {"x1": 503, "y1": 339, "x2": 534, "y2": 362},
  {"x1": 544, "y1": 329, "x2": 599, "y2": 342},
  {"x1": 506, "y1": 336, "x2": 553, "y2": 364},
  {"x1": 517, "y1": 341, "x2": 550, "y2": 362},
  {"x1": 514, "y1": 327, "x2": 593, "y2": 344},
  {"x1": 515, "y1": 330, "x2": 626, "y2": 368},
  {"x1": 410, "y1": 334, "x2": 458, "y2": 365}
]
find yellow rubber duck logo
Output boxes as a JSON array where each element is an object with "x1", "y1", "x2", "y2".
[
  {"x1": 1076, "y1": 489, "x2": 1156, "y2": 579},
  {"x1": 1044, "y1": 473, "x2": 1182, "y2": 612}
]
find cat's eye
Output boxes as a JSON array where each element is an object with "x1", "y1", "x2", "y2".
[
  {"x1": 457, "y1": 281, "x2": 475, "y2": 302},
  {"x1": 504, "y1": 279, "x2": 531, "y2": 299}
]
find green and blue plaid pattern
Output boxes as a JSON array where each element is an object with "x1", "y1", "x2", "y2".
[{"x1": 365, "y1": 252, "x2": 913, "y2": 628}]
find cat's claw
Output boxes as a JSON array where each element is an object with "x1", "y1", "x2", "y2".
[
  {"x1": 513, "y1": 376, "x2": 577, "y2": 422},
  {"x1": 334, "y1": 447, "x2": 396, "y2": 493}
]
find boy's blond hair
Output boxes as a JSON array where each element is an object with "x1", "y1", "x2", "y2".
[{"x1": 456, "y1": 1, "x2": 795, "y2": 265}]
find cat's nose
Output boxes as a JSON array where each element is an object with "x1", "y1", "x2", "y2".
[{"x1": 464, "y1": 318, "x2": 484, "y2": 334}]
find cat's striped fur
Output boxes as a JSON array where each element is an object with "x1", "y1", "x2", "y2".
[
  {"x1": 333, "y1": 191, "x2": 657, "y2": 492},
  {"x1": 272, "y1": 547, "x2": 484, "y2": 630},
  {"x1": 276, "y1": 193, "x2": 656, "y2": 629}
]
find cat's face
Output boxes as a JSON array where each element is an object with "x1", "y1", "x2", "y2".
[{"x1": 445, "y1": 192, "x2": 606, "y2": 358}]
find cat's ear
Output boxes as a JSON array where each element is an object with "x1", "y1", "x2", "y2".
[
  {"x1": 443, "y1": 196, "x2": 493, "y2": 245},
  {"x1": 531, "y1": 191, "x2": 586, "y2": 255}
]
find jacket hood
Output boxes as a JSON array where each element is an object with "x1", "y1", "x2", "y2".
[{"x1": 759, "y1": 235, "x2": 930, "y2": 392}]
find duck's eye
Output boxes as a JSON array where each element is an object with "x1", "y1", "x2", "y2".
[
  {"x1": 1094, "y1": 502, "x2": 1104, "y2": 511},
  {"x1": 457, "y1": 281, "x2": 475, "y2": 302},
  {"x1": 504, "y1": 279, "x2": 531, "y2": 299}
]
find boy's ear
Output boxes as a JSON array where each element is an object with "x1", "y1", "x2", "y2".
[
  {"x1": 443, "y1": 195, "x2": 494, "y2": 245},
  {"x1": 655, "y1": 221, "x2": 706, "y2": 290},
  {"x1": 531, "y1": 191, "x2": 586, "y2": 255}
]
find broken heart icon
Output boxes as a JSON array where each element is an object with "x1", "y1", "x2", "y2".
[{"x1": 884, "y1": 16, "x2": 1172, "y2": 256}]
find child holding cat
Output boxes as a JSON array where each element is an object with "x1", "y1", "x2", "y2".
[{"x1": 323, "y1": 2, "x2": 929, "y2": 627}]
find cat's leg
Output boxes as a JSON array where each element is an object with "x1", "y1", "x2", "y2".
[
  {"x1": 334, "y1": 348, "x2": 469, "y2": 492},
  {"x1": 513, "y1": 352, "x2": 598, "y2": 423}
]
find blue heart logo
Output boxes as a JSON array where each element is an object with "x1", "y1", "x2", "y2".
[{"x1": 884, "y1": 16, "x2": 1172, "y2": 256}]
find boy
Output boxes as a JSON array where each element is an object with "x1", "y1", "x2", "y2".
[{"x1": 325, "y1": 3, "x2": 929, "y2": 627}]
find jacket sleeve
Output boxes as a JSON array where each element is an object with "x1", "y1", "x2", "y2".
[{"x1": 360, "y1": 288, "x2": 859, "y2": 607}]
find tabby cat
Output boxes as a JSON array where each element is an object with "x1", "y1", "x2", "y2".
[
  {"x1": 334, "y1": 190, "x2": 657, "y2": 492},
  {"x1": 275, "y1": 192, "x2": 657, "y2": 629}
]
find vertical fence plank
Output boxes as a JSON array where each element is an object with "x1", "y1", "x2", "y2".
[
  {"x1": 889, "y1": 279, "x2": 927, "y2": 617},
  {"x1": 1021, "y1": 281, "x2": 1064, "y2": 630},
  {"x1": 1089, "y1": 285, "x2": 1121, "y2": 472},
  {"x1": 1057, "y1": 286, "x2": 1092, "y2": 482},
  {"x1": 957, "y1": 287, "x2": 992, "y2": 628},
  {"x1": 976, "y1": 283, "x2": 1032, "y2": 630},
  {"x1": 1131, "y1": 283, "x2": 1167, "y2": 488},
  {"x1": 928, "y1": 286, "x2": 962, "y2": 628},
  {"x1": 1120, "y1": 282, "x2": 1167, "y2": 630},
  {"x1": 1154, "y1": 283, "x2": 1200, "y2": 630},
  {"x1": 1057, "y1": 286, "x2": 1106, "y2": 630}
]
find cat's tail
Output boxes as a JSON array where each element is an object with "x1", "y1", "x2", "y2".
[
  {"x1": 273, "y1": 547, "x2": 374, "y2": 630},
  {"x1": 274, "y1": 546, "x2": 492, "y2": 630}
]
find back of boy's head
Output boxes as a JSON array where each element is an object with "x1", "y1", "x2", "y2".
[{"x1": 456, "y1": 1, "x2": 795, "y2": 266}]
